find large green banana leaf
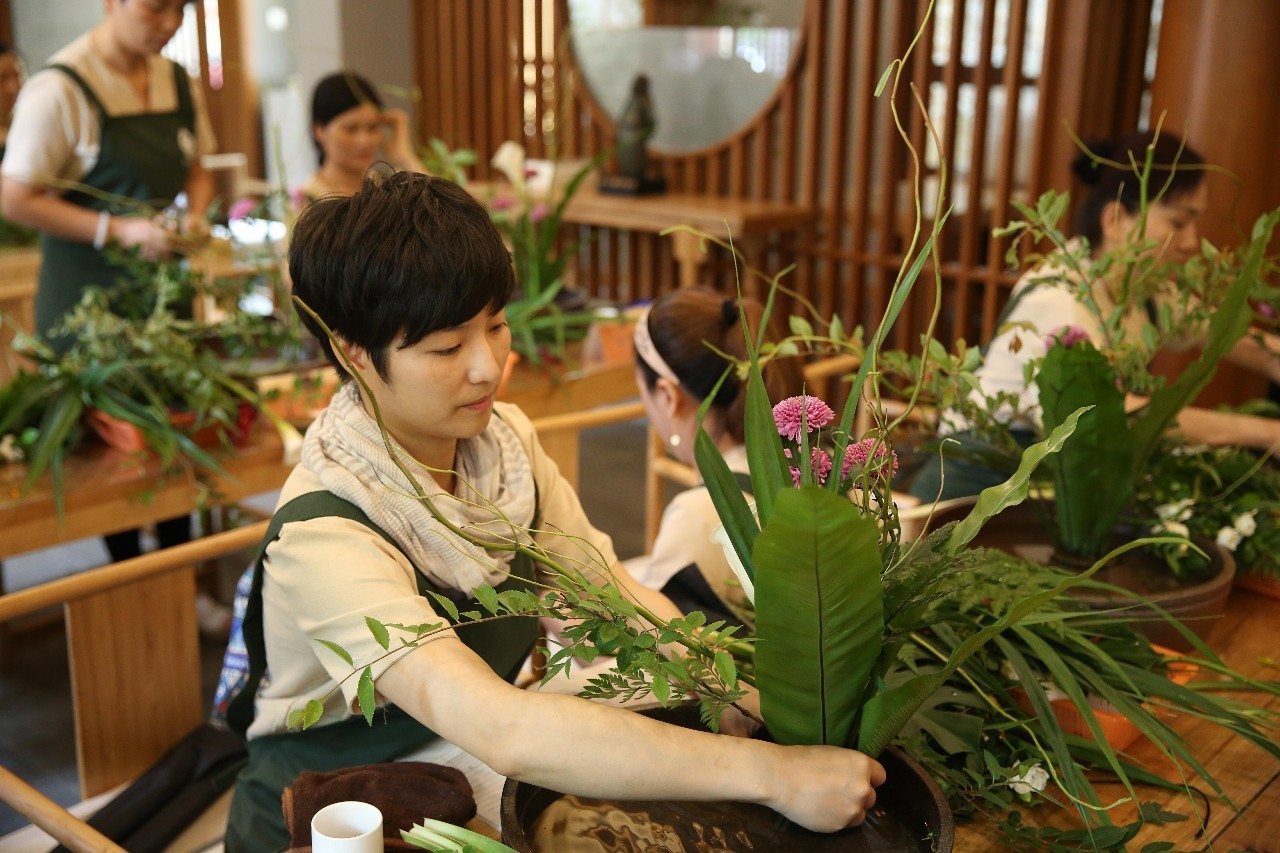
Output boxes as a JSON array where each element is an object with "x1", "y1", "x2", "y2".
[
  {"x1": 753, "y1": 486, "x2": 883, "y2": 747},
  {"x1": 1037, "y1": 343, "x2": 1132, "y2": 558}
]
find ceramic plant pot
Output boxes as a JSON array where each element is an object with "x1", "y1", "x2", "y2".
[
  {"x1": 925, "y1": 499, "x2": 1235, "y2": 652},
  {"x1": 500, "y1": 703, "x2": 954, "y2": 853}
]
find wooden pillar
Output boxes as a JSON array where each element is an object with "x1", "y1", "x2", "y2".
[
  {"x1": 1148, "y1": 0, "x2": 1280, "y2": 406},
  {"x1": 208, "y1": 0, "x2": 264, "y2": 181},
  {"x1": 1028, "y1": 0, "x2": 1153, "y2": 208},
  {"x1": 1149, "y1": 0, "x2": 1280, "y2": 248}
]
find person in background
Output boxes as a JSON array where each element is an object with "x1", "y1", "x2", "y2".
[
  {"x1": 630, "y1": 287, "x2": 803, "y2": 625},
  {"x1": 909, "y1": 130, "x2": 1280, "y2": 502},
  {"x1": 297, "y1": 70, "x2": 425, "y2": 205},
  {"x1": 222, "y1": 172, "x2": 883, "y2": 849},
  {"x1": 0, "y1": 0, "x2": 217, "y2": 566},
  {"x1": 0, "y1": 41, "x2": 26, "y2": 158}
]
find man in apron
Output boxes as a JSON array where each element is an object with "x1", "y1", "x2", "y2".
[{"x1": 0, "y1": 0, "x2": 217, "y2": 562}]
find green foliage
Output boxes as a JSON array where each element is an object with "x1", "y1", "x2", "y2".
[
  {"x1": 418, "y1": 138, "x2": 478, "y2": 186},
  {"x1": 1133, "y1": 442, "x2": 1280, "y2": 578},
  {"x1": 0, "y1": 256, "x2": 296, "y2": 514},
  {"x1": 753, "y1": 486, "x2": 882, "y2": 747},
  {"x1": 1036, "y1": 342, "x2": 1132, "y2": 557}
]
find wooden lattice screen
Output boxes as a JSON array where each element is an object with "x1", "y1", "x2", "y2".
[{"x1": 412, "y1": 0, "x2": 1151, "y2": 352}]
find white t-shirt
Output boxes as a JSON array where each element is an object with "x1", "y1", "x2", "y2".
[
  {"x1": 965, "y1": 248, "x2": 1163, "y2": 431},
  {"x1": 1, "y1": 34, "x2": 216, "y2": 189},
  {"x1": 248, "y1": 402, "x2": 619, "y2": 739},
  {"x1": 631, "y1": 444, "x2": 750, "y2": 599}
]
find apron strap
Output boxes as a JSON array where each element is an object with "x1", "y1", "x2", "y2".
[{"x1": 46, "y1": 63, "x2": 107, "y2": 123}]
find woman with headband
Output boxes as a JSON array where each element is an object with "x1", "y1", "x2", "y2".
[{"x1": 632, "y1": 288, "x2": 804, "y2": 625}]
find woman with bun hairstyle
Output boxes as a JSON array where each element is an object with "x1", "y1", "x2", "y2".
[
  {"x1": 909, "y1": 130, "x2": 1280, "y2": 502},
  {"x1": 298, "y1": 70, "x2": 425, "y2": 205},
  {"x1": 631, "y1": 287, "x2": 804, "y2": 625}
]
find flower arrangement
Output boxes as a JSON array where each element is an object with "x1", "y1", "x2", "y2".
[
  {"x1": 0, "y1": 241, "x2": 303, "y2": 514},
  {"x1": 884, "y1": 156, "x2": 1280, "y2": 564},
  {"x1": 486, "y1": 141, "x2": 604, "y2": 365},
  {"x1": 1134, "y1": 440, "x2": 1280, "y2": 578}
]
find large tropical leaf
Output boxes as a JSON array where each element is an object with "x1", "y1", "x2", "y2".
[
  {"x1": 753, "y1": 486, "x2": 882, "y2": 746},
  {"x1": 1036, "y1": 342, "x2": 1132, "y2": 557},
  {"x1": 694, "y1": 426, "x2": 759, "y2": 582}
]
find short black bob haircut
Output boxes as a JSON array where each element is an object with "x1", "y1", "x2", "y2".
[{"x1": 289, "y1": 170, "x2": 515, "y2": 382}]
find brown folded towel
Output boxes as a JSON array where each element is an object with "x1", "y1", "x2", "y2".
[{"x1": 283, "y1": 761, "x2": 476, "y2": 851}]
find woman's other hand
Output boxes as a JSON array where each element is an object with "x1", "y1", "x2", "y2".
[
  {"x1": 110, "y1": 215, "x2": 177, "y2": 260},
  {"x1": 382, "y1": 108, "x2": 425, "y2": 173}
]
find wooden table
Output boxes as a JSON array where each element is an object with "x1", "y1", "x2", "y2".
[
  {"x1": 954, "y1": 587, "x2": 1280, "y2": 851},
  {"x1": 0, "y1": 421, "x2": 293, "y2": 562},
  {"x1": 0, "y1": 345, "x2": 641, "y2": 562},
  {"x1": 469, "y1": 181, "x2": 813, "y2": 288}
]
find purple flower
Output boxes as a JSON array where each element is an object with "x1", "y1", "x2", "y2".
[
  {"x1": 787, "y1": 447, "x2": 833, "y2": 487},
  {"x1": 841, "y1": 437, "x2": 899, "y2": 484},
  {"x1": 1259, "y1": 302, "x2": 1276, "y2": 319},
  {"x1": 288, "y1": 186, "x2": 307, "y2": 212},
  {"x1": 773, "y1": 395, "x2": 835, "y2": 441},
  {"x1": 490, "y1": 195, "x2": 515, "y2": 212},
  {"x1": 228, "y1": 197, "x2": 257, "y2": 221},
  {"x1": 529, "y1": 202, "x2": 550, "y2": 224},
  {"x1": 1046, "y1": 325, "x2": 1090, "y2": 350}
]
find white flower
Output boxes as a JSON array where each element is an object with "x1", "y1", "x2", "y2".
[
  {"x1": 1216, "y1": 525, "x2": 1243, "y2": 552},
  {"x1": 1234, "y1": 510, "x2": 1258, "y2": 537},
  {"x1": 1171, "y1": 444, "x2": 1211, "y2": 457},
  {"x1": 1009, "y1": 763, "x2": 1050, "y2": 796},
  {"x1": 0, "y1": 433, "x2": 23, "y2": 464},
  {"x1": 710, "y1": 506, "x2": 759, "y2": 604},
  {"x1": 1155, "y1": 499, "x2": 1194, "y2": 522},
  {"x1": 1156, "y1": 520, "x2": 1190, "y2": 539},
  {"x1": 490, "y1": 141, "x2": 527, "y2": 193}
]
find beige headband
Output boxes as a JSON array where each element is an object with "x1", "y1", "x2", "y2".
[{"x1": 633, "y1": 304, "x2": 681, "y2": 385}]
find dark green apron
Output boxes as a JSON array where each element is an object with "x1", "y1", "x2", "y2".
[
  {"x1": 35, "y1": 61, "x2": 195, "y2": 349},
  {"x1": 223, "y1": 490, "x2": 540, "y2": 852}
]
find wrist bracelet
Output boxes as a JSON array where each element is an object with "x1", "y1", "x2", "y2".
[{"x1": 92, "y1": 211, "x2": 111, "y2": 250}]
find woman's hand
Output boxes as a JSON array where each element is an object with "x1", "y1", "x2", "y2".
[
  {"x1": 764, "y1": 745, "x2": 886, "y2": 832},
  {"x1": 382, "y1": 108, "x2": 425, "y2": 173},
  {"x1": 109, "y1": 215, "x2": 177, "y2": 260}
]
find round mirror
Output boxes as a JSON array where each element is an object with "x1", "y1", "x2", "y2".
[{"x1": 567, "y1": 0, "x2": 803, "y2": 153}]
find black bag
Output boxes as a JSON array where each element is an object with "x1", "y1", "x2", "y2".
[{"x1": 50, "y1": 723, "x2": 246, "y2": 853}]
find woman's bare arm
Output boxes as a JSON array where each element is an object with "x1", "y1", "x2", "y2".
[{"x1": 377, "y1": 636, "x2": 884, "y2": 833}]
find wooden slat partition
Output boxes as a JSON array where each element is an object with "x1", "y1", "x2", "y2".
[
  {"x1": 0, "y1": 522, "x2": 268, "y2": 801},
  {"x1": 414, "y1": 0, "x2": 1156, "y2": 355}
]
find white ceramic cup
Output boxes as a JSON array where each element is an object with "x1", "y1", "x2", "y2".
[{"x1": 310, "y1": 800, "x2": 384, "y2": 853}]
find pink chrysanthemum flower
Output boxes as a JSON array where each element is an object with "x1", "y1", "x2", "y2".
[
  {"x1": 1046, "y1": 325, "x2": 1090, "y2": 350},
  {"x1": 841, "y1": 437, "x2": 899, "y2": 484},
  {"x1": 786, "y1": 447, "x2": 833, "y2": 487},
  {"x1": 773, "y1": 395, "x2": 835, "y2": 441}
]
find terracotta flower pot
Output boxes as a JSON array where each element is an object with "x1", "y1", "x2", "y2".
[
  {"x1": 500, "y1": 703, "x2": 954, "y2": 852},
  {"x1": 924, "y1": 500, "x2": 1236, "y2": 652},
  {"x1": 86, "y1": 403, "x2": 257, "y2": 454}
]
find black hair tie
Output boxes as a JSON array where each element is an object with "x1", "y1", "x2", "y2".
[{"x1": 722, "y1": 298, "x2": 737, "y2": 327}]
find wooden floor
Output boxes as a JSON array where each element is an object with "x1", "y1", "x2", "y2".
[{"x1": 954, "y1": 587, "x2": 1280, "y2": 852}]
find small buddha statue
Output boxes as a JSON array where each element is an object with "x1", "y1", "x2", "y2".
[{"x1": 604, "y1": 74, "x2": 666, "y2": 195}]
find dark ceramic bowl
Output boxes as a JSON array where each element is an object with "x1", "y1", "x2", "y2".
[{"x1": 500, "y1": 703, "x2": 954, "y2": 852}]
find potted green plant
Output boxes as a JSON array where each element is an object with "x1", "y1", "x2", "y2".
[
  {"x1": 1133, "y1": 439, "x2": 1280, "y2": 597},
  {"x1": 483, "y1": 141, "x2": 610, "y2": 367},
  {"x1": 0, "y1": 250, "x2": 302, "y2": 515}
]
